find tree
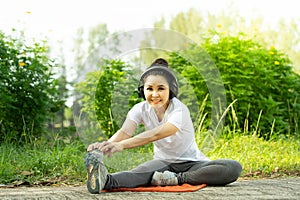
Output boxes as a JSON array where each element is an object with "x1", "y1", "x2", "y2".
[
  {"x1": 72, "y1": 24, "x2": 137, "y2": 141},
  {"x1": 71, "y1": 24, "x2": 111, "y2": 141},
  {"x1": 149, "y1": 6, "x2": 300, "y2": 72},
  {"x1": 72, "y1": 24, "x2": 110, "y2": 83}
]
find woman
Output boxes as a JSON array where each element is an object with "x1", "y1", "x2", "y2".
[{"x1": 85, "y1": 58, "x2": 242, "y2": 194}]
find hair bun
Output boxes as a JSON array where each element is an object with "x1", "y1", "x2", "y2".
[{"x1": 150, "y1": 58, "x2": 168, "y2": 68}]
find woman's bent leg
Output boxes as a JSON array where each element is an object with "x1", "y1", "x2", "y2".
[{"x1": 178, "y1": 159, "x2": 242, "y2": 186}]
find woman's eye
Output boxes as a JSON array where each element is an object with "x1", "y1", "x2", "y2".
[{"x1": 146, "y1": 88, "x2": 152, "y2": 91}]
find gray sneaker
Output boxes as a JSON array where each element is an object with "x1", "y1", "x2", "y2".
[
  {"x1": 84, "y1": 149, "x2": 108, "y2": 194},
  {"x1": 151, "y1": 171, "x2": 178, "y2": 186}
]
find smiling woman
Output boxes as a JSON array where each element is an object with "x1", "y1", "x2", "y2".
[{"x1": 84, "y1": 58, "x2": 242, "y2": 194}]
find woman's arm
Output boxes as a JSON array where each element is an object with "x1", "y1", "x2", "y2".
[
  {"x1": 108, "y1": 129, "x2": 131, "y2": 142},
  {"x1": 99, "y1": 122, "x2": 178, "y2": 155},
  {"x1": 109, "y1": 118, "x2": 137, "y2": 142},
  {"x1": 120, "y1": 122, "x2": 178, "y2": 149},
  {"x1": 87, "y1": 119, "x2": 136, "y2": 152}
]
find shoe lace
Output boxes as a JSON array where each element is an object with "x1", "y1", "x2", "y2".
[{"x1": 159, "y1": 171, "x2": 177, "y2": 185}]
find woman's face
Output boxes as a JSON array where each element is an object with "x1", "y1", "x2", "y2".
[{"x1": 143, "y1": 75, "x2": 170, "y2": 110}]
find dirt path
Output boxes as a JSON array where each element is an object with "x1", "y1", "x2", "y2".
[{"x1": 1, "y1": 177, "x2": 299, "y2": 200}]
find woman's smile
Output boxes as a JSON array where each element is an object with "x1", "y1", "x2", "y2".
[
  {"x1": 152, "y1": 99, "x2": 161, "y2": 104},
  {"x1": 143, "y1": 75, "x2": 170, "y2": 110}
]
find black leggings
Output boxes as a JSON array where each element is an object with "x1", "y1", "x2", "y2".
[{"x1": 104, "y1": 159, "x2": 242, "y2": 190}]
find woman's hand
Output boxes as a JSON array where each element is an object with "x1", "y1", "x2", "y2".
[
  {"x1": 99, "y1": 141, "x2": 124, "y2": 157},
  {"x1": 87, "y1": 142, "x2": 104, "y2": 152},
  {"x1": 87, "y1": 141, "x2": 124, "y2": 157}
]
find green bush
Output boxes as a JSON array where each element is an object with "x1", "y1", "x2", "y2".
[
  {"x1": 76, "y1": 59, "x2": 141, "y2": 140},
  {"x1": 75, "y1": 70, "x2": 102, "y2": 123},
  {"x1": 0, "y1": 31, "x2": 63, "y2": 143},
  {"x1": 94, "y1": 60, "x2": 140, "y2": 138},
  {"x1": 78, "y1": 33, "x2": 300, "y2": 139},
  {"x1": 170, "y1": 33, "x2": 300, "y2": 139}
]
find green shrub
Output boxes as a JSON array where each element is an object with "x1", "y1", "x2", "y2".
[
  {"x1": 0, "y1": 31, "x2": 63, "y2": 143},
  {"x1": 94, "y1": 60, "x2": 140, "y2": 138},
  {"x1": 170, "y1": 33, "x2": 300, "y2": 139},
  {"x1": 78, "y1": 33, "x2": 300, "y2": 139}
]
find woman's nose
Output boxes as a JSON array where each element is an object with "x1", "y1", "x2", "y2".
[{"x1": 152, "y1": 91, "x2": 159, "y2": 97}]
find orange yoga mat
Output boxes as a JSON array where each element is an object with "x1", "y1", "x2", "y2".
[{"x1": 102, "y1": 183, "x2": 207, "y2": 193}]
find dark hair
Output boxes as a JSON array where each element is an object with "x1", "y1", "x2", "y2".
[
  {"x1": 149, "y1": 58, "x2": 168, "y2": 67},
  {"x1": 138, "y1": 58, "x2": 178, "y2": 100}
]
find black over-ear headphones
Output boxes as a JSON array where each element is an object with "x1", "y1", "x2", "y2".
[{"x1": 137, "y1": 66, "x2": 179, "y2": 100}]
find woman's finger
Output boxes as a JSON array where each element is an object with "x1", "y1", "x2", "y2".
[
  {"x1": 87, "y1": 141, "x2": 107, "y2": 152},
  {"x1": 99, "y1": 141, "x2": 110, "y2": 151},
  {"x1": 87, "y1": 142, "x2": 97, "y2": 151}
]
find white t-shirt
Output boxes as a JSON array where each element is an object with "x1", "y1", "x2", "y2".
[{"x1": 124, "y1": 97, "x2": 209, "y2": 162}]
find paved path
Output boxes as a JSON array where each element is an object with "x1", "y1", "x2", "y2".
[{"x1": 0, "y1": 177, "x2": 299, "y2": 200}]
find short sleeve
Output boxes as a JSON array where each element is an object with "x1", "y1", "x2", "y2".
[
  {"x1": 126, "y1": 102, "x2": 143, "y2": 125},
  {"x1": 167, "y1": 102, "x2": 189, "y2": 130}
]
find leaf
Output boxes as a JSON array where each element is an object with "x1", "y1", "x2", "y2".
[{"x1": 21, "y1": 171, "x2": 34, "y2": 176}]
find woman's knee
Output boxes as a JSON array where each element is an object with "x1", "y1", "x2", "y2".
[
  {"x1": 224, "y1": 159, "x2": 243, "y2": 183},
  {"x1": 215, "y1": 159, "x2": 242, "y2": 183},
  {"x1": 230, "y1": 160, "x2": 243, "y2": 176}
]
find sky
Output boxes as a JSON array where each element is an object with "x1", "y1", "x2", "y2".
[{"x1": 1, "y1": 0, "x2": 299, "y2": 40}]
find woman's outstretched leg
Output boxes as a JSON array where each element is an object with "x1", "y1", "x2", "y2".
[{"x1": 104, "y1": 159, "x2": 171, "y2": 190}]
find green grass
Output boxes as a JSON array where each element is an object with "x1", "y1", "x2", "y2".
[
  {"x1": 203, "y1": 134, "x2": 300, "y2": 178},
  {"x1": 0, "y1": 139, "x2": 87, "y2": 186},
  {"x1": 0, "y1": 133, "x2": 299, "y2": 186}
]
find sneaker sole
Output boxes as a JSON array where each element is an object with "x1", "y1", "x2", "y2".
[{"x1": 84, "y1": 149, "x2": 107, "y2": 194}]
